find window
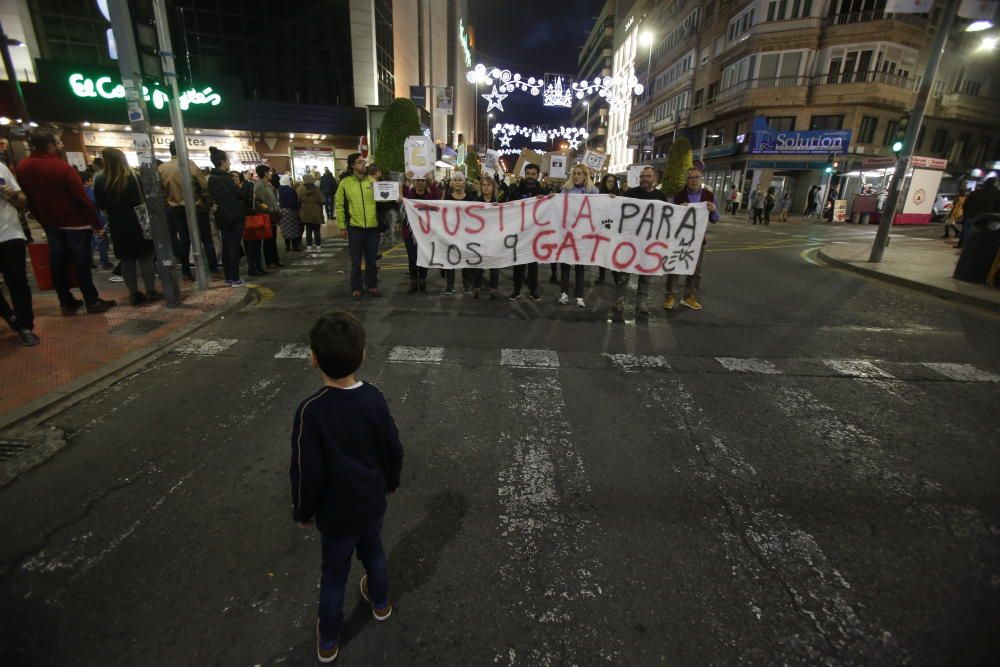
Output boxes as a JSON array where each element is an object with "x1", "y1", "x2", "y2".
[
  {"x1": 767, "y1": 116, "x2": 796, "y2": 131},
  {"x1": 722, "y1": 55, "x2": 756, "y2": 91},
  {"x1": 931, "y1": 128, "x2": 948, "y2": 153},
  {"x1": 652, "y1": 9, "x2": 700, "y2": 60},
  {"x1": 707, "y1": 81, "x2": 719, "y2": 101},
  {"x1": 727, "y1": 6, "x2": 756, "y2": 43},
  {"x1": 958, "y1": 132, "x2": 972, "y2": 161},
  {"x1": 810, "y1": 115, "x2": 844, "y2": 130},
  {"x1": 757, "y1": 51, "x2": 804, "y2": 83},
  {"x1": 961, "y1": 79, "x2": 982, "y2": 96},
  {"x1": 701, "y1": 47, "x2": 710, "y2": 66},
  {"x1": 916, "y1": 125, "x2": 926, "y2": 150},
  {"x1": 652, "y1": 51, "x2": 695, "y2": 94},
  {"x1": 694, "y1": 88, "x2": 704, "y2": 109},
  {"x1": 883, "y1": 121, "x2": 899, "y2": 146},
  {"x1": 858, "y1": 115, "x2": 878, "y2": 143},
  {"x1": 735, "y1": 119, "x2": 749, "y2": 139},
  {"x1": 652, "y1": 91, "x2": 691, "y2": 123},
  {"x1": 768, "y1": 0, "x2": 813, "y2": 20}
]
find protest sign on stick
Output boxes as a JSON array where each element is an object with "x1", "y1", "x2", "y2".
[
  {"x1": 627, "y1": 165, "x2": 651, "y2": 189},
  {"x1": 546, "y1": 153, "x2": 568, "y2": 180},
  {"x1": 483, "y1": 149, "x2": 501, "y2": 173},
  {"x1": 582, "y1": 150, "x2": 608, "y2": 173},
  {"x1": 513, "y1": 149, "x2": 545, "y2": 178},
  {"x1": 404, "y1": 135, "x2": 435, "y2": 179},
  {"x1": 402, "y1": 193, "x2": 709, "y2": 276}
]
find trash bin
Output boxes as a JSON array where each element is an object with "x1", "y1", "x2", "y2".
[{"x1": 953, "y1": 213, "x2": 1000, "y2": 284}]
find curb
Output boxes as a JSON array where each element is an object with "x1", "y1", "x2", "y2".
[
  {"x1": 816, "y1": 247, "x2": 1000, "y2": 313},
  {"x1": 0, "y1": 287, "x2": 254, "y2": 434}
]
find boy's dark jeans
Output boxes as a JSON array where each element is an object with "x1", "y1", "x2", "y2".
[{"x1": 318, "y1": 520, "x2": 389, "y2": 644}]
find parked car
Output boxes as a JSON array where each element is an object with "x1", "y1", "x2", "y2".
[{"x1": 932, "y1": 193, "x2": 955, "y2": 220}]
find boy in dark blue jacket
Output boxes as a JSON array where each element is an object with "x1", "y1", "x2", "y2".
[{"x1": 290, "y1": 310, "x2": 404, "y2": 663}]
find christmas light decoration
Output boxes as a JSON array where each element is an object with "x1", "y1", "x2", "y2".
[
  {"x1": 482, "y1": 85, "x2": 508, "y2": 113},
  {"x1": 572, "y1": 75, "x2": 644, "y2": 111},
  {"x1": 543, "y1": 76, "x2": 572, "y2": 108},
  {"x1": 491, "y1": 123, "x2": 589, "y2": 147}
]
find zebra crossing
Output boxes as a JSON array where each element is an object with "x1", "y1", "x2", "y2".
[{"x1": 171, "y1": 338, "x2": 1000, "y2": 383}]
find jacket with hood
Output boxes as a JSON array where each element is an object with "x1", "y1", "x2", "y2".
[
  {"x1": 319, "y1": 171, "x2": 337, "y2": 196},
  {"x1": 278, "y1": 174, "x2": 299, "y2": 210},
  {"x1": 209, "y1": 168, "x2": 249, "y2": 228},
  {"x1": 297, "y1": 177, "x2": 326, "y2": 225}
]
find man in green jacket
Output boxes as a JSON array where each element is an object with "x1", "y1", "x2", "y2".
[{"x1": 335, "y1": 152, "x2": 380, "y2": 299}]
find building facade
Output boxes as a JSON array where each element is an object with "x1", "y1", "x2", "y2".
[
  {"x1": 573, "y1": 0, "x2": 616, "y2": 152},
  {"x1": 618, "y1": 0, "x2": 999, "y2": 212}
]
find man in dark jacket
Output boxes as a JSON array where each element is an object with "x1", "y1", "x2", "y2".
[
  {"x1": 665, "y1": 168, "x2": 719, "y2": 311},
  {"x1": 16, "y1": 131, "x2": 115, "y2": 315},
  {"x1": 507, "y1": 163, "x2": 551, "y2": 301},
  {"x1": 320, "y1": 167, "x2": 338, "y2": 220},
  {"x1": 614, "y1": 166, "x2": 667, "y2": 316},
  {"x1": 207, "y1": 147, "x2": 249, "y2": 286},
  {"x1": 957, "y1": 177, "x2": 1000, "y2": 248}
]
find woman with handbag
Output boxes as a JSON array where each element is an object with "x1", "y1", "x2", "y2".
[
  {"x1": 278, "y1": 174, "x2": 302, "y2": 251},
  {"x1": 209, "y1": 148, "x2": 250, "y2": 286},
  {"x1": 93, "y1": 147, "x2": 159, "y2": 305}
]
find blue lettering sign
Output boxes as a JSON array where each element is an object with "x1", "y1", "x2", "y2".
[{"x1": 750, "y1": 117, "x2": 852, "y2": 155}]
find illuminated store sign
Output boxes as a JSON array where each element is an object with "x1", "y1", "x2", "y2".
[{"x1": 68, "y1": 74, "x2": 222, "y2": 111}]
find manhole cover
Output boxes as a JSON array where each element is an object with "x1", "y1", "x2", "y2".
[
  {"x1": 109, "y1": 319, "x2": 168, "y2": 336},
  {"x1": 0, "y1": 439, "x2": 31, "y2": 463}
]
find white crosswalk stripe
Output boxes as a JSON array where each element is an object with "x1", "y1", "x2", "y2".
[
  {"x1": 387, "y1": 346, "x2": 444, "y2": 364},
  {"x1": 922, "y1": 362, "x2": 1000, "y2": 383},
  {"x1": 501, "y1": 348, "x2": 560, "y2": 369},
  {"x1": 174, "y1": 338, "x2": 237, "y2": 356},
  {"x1": 822, "y1": 359, "x2": 894, "y2": 379},
  {"x1": 715, "y1": 357, "x2": 782, "y2": 375},
  {"x1": 604, "y1": 353, "x2": 671, "y2": 372},
  {"x1": 274, "y1": 344, "x2": 311, "y2": 359}
]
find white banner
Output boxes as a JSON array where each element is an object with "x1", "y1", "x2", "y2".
[{"x1": 402, "y1": 194, "x2": 709, "y2": 275}]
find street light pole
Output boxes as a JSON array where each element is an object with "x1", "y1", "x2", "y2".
[
  {"x1": 153, "y1": 0, "x2": 207, "y2": 290},
  {"x1": 108, "y1": 0, "x2": 181, "y2": 305},
  {"x1": 869, "y1": 0, "x2": 959, "y2": 263}
]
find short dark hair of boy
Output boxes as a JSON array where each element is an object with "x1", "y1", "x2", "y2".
[{"x1": 310, "y1": 311, "x2": 365, "y2": 379}]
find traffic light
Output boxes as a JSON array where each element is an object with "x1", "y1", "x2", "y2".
[
  {"x1": 825, "y1": 152, "x2": 835, "y2": 174},
  {"x1": 892, "y1": 112, "x2": 910, "y2": 156}
]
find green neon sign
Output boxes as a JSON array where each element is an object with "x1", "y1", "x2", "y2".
[
  {"x1": 68, "y1": 73, "x2": 222, "y2": 111},
  {"x1": 459, "y1": 19, "x2": 472, "y2": 68}
]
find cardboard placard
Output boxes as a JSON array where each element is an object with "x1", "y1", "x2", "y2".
[
  {"x1": 483, "y1": 149, "x2": 501, "y2": 173},
  {"x1": 513, "y1": 149, "x2": 545, "y2": 178},
  {"x1": 627, "y1": 164, "x2": 651, "y2": 189},
  {"x1": 404, "y1": 135, "x2": 435, "y2": 179},
  {"x1": 582, "y1": 150, "x2": 608, "y2": 173},
  {"x1": 374, "y1": 181, "x2": 400, "y2": 202},
  {"x1": 547, "y1": 153, "x2": 568, "y2": 180},
  {"x1": 65, "y1": 151, "x2": 87, "y2": 171}
]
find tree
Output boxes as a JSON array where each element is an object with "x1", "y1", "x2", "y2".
[
  {"x1": 373, "y1": 98, "x2": 422, "y2": 174},
  {"x1": 465, "y1": 150, "x2": 482, "y2": 182},
  {"x1": 661, "y1": 136, "x2": 693, "y2": 195}
]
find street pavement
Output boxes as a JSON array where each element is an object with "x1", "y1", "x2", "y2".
[{"x1": 1, "y1": 218, "x2": 998, "y2": 666}]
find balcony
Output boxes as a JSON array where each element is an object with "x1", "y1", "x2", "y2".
[
  {"x1": 712, "y1": 75, "x2": 810, "y2": 113},
  {"x1": 822, "y1": 10, "x2": 927, "y2": 48},
  {"x1": 934, "y1": 91, "x2": 1000, "y2": 123},
  {"x1": 809, "y1": 70, "x2": 917, "y2": 108}
]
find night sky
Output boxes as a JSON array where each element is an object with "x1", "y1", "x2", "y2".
[{"x1": 469, "y1": 0, "x2": 606, "y2": 151}]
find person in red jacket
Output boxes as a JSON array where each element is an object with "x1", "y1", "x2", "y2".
[
  {"x1": 665, "y1": 168, "x2": 719, "y2": 311},
  {"x1": 16, "y1": 131, "x2": 115, "y2": 315}
]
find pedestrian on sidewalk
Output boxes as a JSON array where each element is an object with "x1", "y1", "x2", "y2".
[
  {"x1": 441, "y1": 171, "x2": 479, "y2": 296},
  {"x1": 942, "y1": 190, "x2": 965, "y2": 239},
  {"x1": 763, "y1": 187, "x2": 776, "y2": 225},
  {"x1": 81, "y1": 171, "x2": 111, "y2": 270},
  {"x1": 15, "y1": 131, "x2": 115, "y2": 315},
  {"x1": 290, "y1": 310, "x2": 404, "y2": 664},
  {"x1": 319, "y1": 167, "x2": 337, "y2": 221},
  {"x1": 558, "y1": 165, "x2": 596, "y2": 308},
  {"x1": 596, "y1": 173, "x2": 622, "y2": 286},
  {"x1": 750, "y1": 185, "x2": 764, "y2": 225},
  {"x1": 804, "y1": 185, "x2": 821, "y2": 219},
  {"x1": 507, "y1": 164, "x2": 550, "y2": 302},
  {"x1": 297, "y1": 173, "x2": 325, "y2": 252},
  {"x1": 473, "y1": 175, "x2": 503, "y2": 300},
  {"x1": 336, "y1": 153, "x2": 380, "y2": 300},
  {"x1": 616, "y1": 166, "x2": 667, "y2": 316},
  {"x1": 159, "y1": 141, "x2": 219, "y2": 281},
  {"x1": 254, "y1": 165, "x2": 283, "y2": 269},
  {"x1": 278, "y1": 174, "x2": 302, "y2": 252},
  {"x1": 778, "y1": 191, "x2": 792, "y2": 222},
  {"x1": 727, "y1": 183, "x2": 741, "y2": 215},
  {"x1": 957, "y1": 177, "x2": 1000, "y2": 249},
  {"x1": 665, "y1": 167, "x2": 719, "y2": 312},
  {"x1": 208, "y1": 148, "x2": 249, "y2": 286},
  {"x1": 0, "y1": 161, "x2": 40, "y2": 346},
  {"x1": 93, "y1": 148, "x2": 160, "y2": 306}
]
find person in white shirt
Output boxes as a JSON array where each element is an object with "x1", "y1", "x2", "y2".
[{"x1": 0, "y1": 162, "x2": 39, "y2": 346}]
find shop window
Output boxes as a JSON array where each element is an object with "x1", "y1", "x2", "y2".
[
  {"x1": 767, "y1": 116, "x2": 796, "y2": 131},
  {"x1": 931, "y1": 128, "x2": 948, "y2": 153},
  {"x1": 810, "y1": 115, "x2": 844, "y2": 130},
  {"x1": 858, "y1": 115, "x2": 878, "y2": 143}
]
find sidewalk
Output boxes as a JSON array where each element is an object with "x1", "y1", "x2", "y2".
[
  {"x1": 0, "y1": 276, "x2": 249, "y2": 430},
  {"x1": 818, "y1": 234, "x2": 1000, "y2": 312}
]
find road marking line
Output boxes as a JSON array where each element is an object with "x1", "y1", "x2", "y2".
[
  {"x1": 174, "y1": 338, "x2": 238, "y2": 356},
  {"x1": 291, "y1": 260, "x2": 325, "y2": 266},
  {"x1": 822, "y1": 359, "x2": 894, "y2": 379},
  {"x1": 922, "y1": 362, "x2": 1000, "y2": 383},
  {"x1": 603, "y1": 353, "x2": 671, "y2": 372},
  {"x1": 274, "y1": 344, "x2": 311, "y2": 359},
  {"x1": 501, "y1": 348, "x2": 560, "y2": 369},
  {"x1": 388, "y1": 345, "x2": 444, "y2": 364},
  {"x1": 716, "y1": 357, "x2": 782, "y2": 375}
]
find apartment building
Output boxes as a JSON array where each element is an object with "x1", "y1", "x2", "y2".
[
  {"x1": 573, "y1": 0, "x2": 617, "y2": 152},
  {"x1": 624, "y1": 0, "x2": 999, "y2": 212}
]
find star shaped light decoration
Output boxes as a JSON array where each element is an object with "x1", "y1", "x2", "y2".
[
  {"x1": 499, "y1": 134, "x2": 512, "y2": 148},
  {"x1": 482, "y1": 85, "x2": 508, "y2": 113},
  {"x1": 568, "y1": 138, "x2": 581, "y2": 150}
]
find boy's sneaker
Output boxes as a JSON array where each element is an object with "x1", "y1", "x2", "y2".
[
  {"x1": 315, "y1": 620, "x2": 339, "y2": 663},
  {"x1": 360, "y1": 574, "x2": 392, "y2": 621}
]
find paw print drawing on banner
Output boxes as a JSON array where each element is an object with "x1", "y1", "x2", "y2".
[{"x1": 601, "y1": 218, "x2": 614, "y2": 230}]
